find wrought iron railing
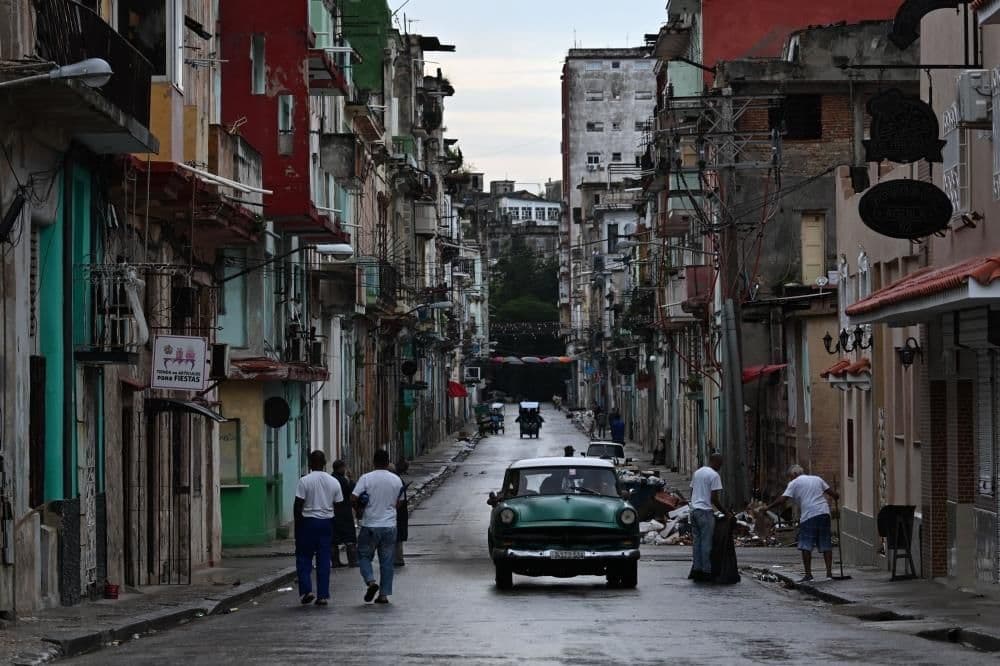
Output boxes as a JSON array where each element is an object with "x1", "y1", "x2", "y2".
[{"x1": 33, "y1": 0, "x2": 153, "y2": 125}]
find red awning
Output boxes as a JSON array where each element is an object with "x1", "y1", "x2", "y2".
[
  {"x1": 847, "y1": 255, "x2": 1000, "y2": 317},
  {"x1": 447, "y1": 381, "x2": 469, "y2": 398},
  {"x1": 741, "y1": 364, "x2": 787, "y2": 384}
]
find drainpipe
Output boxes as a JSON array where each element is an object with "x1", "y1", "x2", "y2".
[{"x1": 62, "y1": 158, "x2": 74, "y2": 497}]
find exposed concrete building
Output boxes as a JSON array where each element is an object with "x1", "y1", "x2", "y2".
[{"x1": 560, "y1": 48, "x2": 657, "y2": 409}]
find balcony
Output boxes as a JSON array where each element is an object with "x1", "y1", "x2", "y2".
[
  {"x1": 74, "y1": 264, "x2": 145, "y2": 365},
  {"x1": 16, "y1": 0, "x2": 157, "y2": 153},
  {"x1": 307, "y1": 36, "x2": 350, "y2": 96},
  {"x1": 414, "y1": 203, "x2": 438, "y2": 237},
  {"x1": 363, "y1": 260, "x2": 399, "y2": 312},
  {"x1": 681, "y1": 265, "x2": 713, "y2": 316}
]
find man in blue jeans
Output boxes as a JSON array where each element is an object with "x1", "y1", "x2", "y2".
[
  {"x1": 294, "y1": 450, "x2": 343, "y2": 606},
  {"x1": 688, "y1": 452, "x2": 726, "y2": 582},
  {"x1": 352, "y1": 449, "x2": 403, "y2": 604}
]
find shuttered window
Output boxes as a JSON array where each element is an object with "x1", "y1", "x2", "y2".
[{"x1": 800, "y1": 212, "x2": 825, "y2": 286}]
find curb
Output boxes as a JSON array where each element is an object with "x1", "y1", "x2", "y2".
[
  {"x1": 746, "y1": 566, "x2": 856, "y2": 605},
  {"x1": 37, "y1": 567, "x2": 297, "y2": 662}
]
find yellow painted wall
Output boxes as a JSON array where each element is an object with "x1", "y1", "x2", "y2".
[
  {"x1": 220, "y1": 382, "x2": 265, "y2": 477},
  {"x1": 144, "y1": 82, "x2": 184, "y2": 161}
]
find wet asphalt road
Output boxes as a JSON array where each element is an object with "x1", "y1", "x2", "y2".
[{"x1": 69, "y1": 408, "x2": 990, "y2": 665}]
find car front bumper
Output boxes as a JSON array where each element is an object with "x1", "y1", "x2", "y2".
[
  {"x1": 493, "y1": 548, "x2": 640, "y2": 561},
  {"x1": 492, "y1": 548, "x2": 639, "y2": 577}
]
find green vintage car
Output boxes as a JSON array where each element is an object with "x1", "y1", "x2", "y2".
[{"x1": 487, "y1": 457, "x2": 640, "y2": 589}]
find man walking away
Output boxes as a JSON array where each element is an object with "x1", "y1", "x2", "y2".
[
  {"x1": 352, "y1": 449, "x2": 403, "y2": 604},
  {"x1": 294, "y1": 450, "x2": 342, "y2": 606},
  {"x1": 331, "y1": 460, "x2": 357, "y2": 568},
  {"x1": 609, "y1": 412, "x2": 625, "y2": 445},
  {"x1": 688, "y1": 452, "x2": 725, "y2": 582},
  {"x1": 594, "y1": 407, "x2": 607, "y2": 439},
  {"x1": 767, "y1": 464, "x2": 840, "y2": 582}
]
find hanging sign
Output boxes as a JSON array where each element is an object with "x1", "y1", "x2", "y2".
[
  {"x1": 151, "y1": 335, "x2": 209, "y2": 391},
  {"x1": 858, "y1": 180, "x2": 953, "y2": 239},
  {"x1": 864, "y1": 88, "x2": 945, "y2": 164}
]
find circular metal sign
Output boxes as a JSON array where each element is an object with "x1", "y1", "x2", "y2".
[
  {"x1": 859, "y1": 180, "x2": 953, "y2": 239},
  {"x1": 263, "y1": 397, "x2": 291, "y2": 429}
]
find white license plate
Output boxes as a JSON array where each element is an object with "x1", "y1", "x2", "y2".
[{"x1": 550, "y1": 550, "x2": 585, "y2": 560}]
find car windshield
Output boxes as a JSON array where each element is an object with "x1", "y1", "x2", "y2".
[
  {"x1": 587, "y1": 444, "x2": 625, "y2": 459},
  {"x1": 501, "y1": 466, "x2": 619, "y2": 498}
]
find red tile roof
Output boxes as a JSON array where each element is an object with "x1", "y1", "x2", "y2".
[
  {"x1": 821, "y1": 358, "x2": 871, "y2": 379},
  {"x1": 820, "y1": 359, "x2": 851, "y2": 379},
  {"x1": 846, "y1": 256, "x2": 1000, "y2": 317},
  {"x1": 742, "y1": 363, "x2": 787, "y2": 384}
]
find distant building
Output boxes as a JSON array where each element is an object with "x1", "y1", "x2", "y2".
[{"x1": 489, "y1": 189, "x2": 560, "y2": 259}]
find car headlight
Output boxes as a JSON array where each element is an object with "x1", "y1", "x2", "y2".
[
  {"x1": 619, "y1": 507, "x2": 637, "y2": 526},
  {"x1": 499, "y1": 507, "x2": 516, "y2": 526}
]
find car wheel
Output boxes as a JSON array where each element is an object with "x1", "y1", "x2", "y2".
[
  {"x1": 620, "y1": 561, "x2": 638, "y2": 589},
  {"x1": 495, "y1": 563, "x2": 513, "y2": 590}
]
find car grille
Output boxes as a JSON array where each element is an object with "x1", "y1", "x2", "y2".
[{"x1": 505, "y1": 527, "x2": 631, "y2": 548}]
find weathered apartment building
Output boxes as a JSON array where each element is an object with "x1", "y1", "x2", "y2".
[{"x1": 0, "y1": 0, "x2": 481, "y2": 616}]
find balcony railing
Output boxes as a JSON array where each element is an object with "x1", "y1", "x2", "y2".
[{"x1": 34, "y1": 0, "x2": 152, "y2": 125}]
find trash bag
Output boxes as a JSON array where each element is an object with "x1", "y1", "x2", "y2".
[{"x1": 710, "y1": 515, "x2": 741, "y2": 584}]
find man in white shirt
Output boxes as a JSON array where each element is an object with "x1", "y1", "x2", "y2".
[
  {"x1": 767, "y1": 464, "x2": 840, "y2": 582},
  {"x1": 352, "y1": 449, "x2": 403, "y2": 604},
  {"x1": 294, "y1": 450, "x2": 343, "y2": 606},
  {"x1": 688, "y1": 452, "x2": 726, "y2": 582}
]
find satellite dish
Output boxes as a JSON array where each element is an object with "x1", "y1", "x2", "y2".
[
  {"x1": 263, "y1": 397, "x2": 291, "y2": 428},
  {"x1": 401, "y1": 360, "x2": 418, "y2": 377},
  {"x1": 344, "y1": 398, "x2": 360, "y2": 417}
]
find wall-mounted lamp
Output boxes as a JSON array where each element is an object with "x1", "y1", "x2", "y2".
[
  {"x1": 823, "y1": 325, "x2": 873, "y2": 355},
  {"x1": 898, "y1": 337, "x2": 922, "y2": 369}
]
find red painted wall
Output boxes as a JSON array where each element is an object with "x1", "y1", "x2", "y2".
[
  {"x1": 702, "y1": 0, "x2": 901, "y2": 69},
  {"x1": 219, "y1": 3, "x2": 312, "y2": 221}
]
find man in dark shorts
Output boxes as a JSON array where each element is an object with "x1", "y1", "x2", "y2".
[{"x1": 767, "y1": 464, "x2": 839, "y2": 582}]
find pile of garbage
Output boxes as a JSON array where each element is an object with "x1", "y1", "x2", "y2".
[{"x1": 632, "y1": 494, "x2": 797, "y2": 548}]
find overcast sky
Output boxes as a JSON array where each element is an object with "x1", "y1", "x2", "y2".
[{"x1": 395, "y1": 1, "x2": 667, "y2": 193}]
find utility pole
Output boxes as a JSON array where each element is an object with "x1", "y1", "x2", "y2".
[{"x1": 717, "y1": 89, "x2": 748, "y2": 509}]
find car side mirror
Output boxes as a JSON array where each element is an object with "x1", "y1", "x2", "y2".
[{"x1": 487, "y1": 491, "x2": 499, "y2": 507}]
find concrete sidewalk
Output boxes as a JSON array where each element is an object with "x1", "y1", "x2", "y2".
[{"x1": 0, "y1": 430, "x2": 479, "y2": 665}]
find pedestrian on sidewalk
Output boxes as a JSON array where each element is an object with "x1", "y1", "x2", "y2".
[
  {"x1": 688, "y1": 452, "x2": 726, "y2": 583},
  {"x1": 393, "y1": 459, "x2": 410, "y2": 568},
  {"x1": 766, "y1": 464, "x2": 840, "y2": 583},
  {"x1": 352, "y1": 449, "x2": 403, "y2": 604},
  {"x1": 609, "y1": 412, "x2": 625, "y2": 444},
  {"x1": 331, "y1": 460, "x2": 358, "y2": 568},
  {"x1": 594, "y1": 406, "x2": 607, "y2": 439},
  {"x1": 294, "y1": 450, "x2": 343, "y2": 606}
]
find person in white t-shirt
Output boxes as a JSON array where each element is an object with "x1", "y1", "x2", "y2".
[
  {"x1": 294, "y1": 450, "x2": 343, "y2": 606},
  {"x1": 767, "y1": 465, "x2": 840, "y2": 582},
  {"x1": 688, "y1": 452, "x2": 726, "y2": 582},
  {"x1": 352, "y1": 449, "x2": 403, "y2": 605}
]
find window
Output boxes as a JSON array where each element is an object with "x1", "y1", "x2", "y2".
[
  {"x1": 611, "y1": 152, "x2": 622, "y2": 162},
  {"x1": 250, "y1": 34, "x2": 265, "y2": 95},
  {"x1": 586, "y1": 121, "x2": 605, "y2": 132},
  {"x1": 220, "y1": 420, "x2": 242, "y2": 485},
  {"x1": 847, "y1": 418, "x2": 855, "y2": 479},
  {"x1": 800, "y1": 212, "x2": 825, "y2": 285},
  {"x1": 547, "y1": 207, "x2": 560, "y2": 221},
  {"x1": 635, "y1": 60, "x2": 653, "y2": 71},
  {"x1": 611, "y1": 121, "x2": 622, "y2": 131},
  {"x1": 309, "y1": 0, "x2": 333, "y2": 49},
  {"x1": 607, "y1": 223, "x2": 619, "y2": 253},
  {"x1": 593, "y1": 194, "x2": 601, "y2": 205},
  {"x1": 635, "y1": 90, "x2": 653, "y2": 101},
  {"x1": 508, "y1": 207, "x2": 520, "y2": 221},
  {"x1": 521, "y1": 207, "x2": 532, "y2": 220},
  {"x1": 634, "y1": 120, "x2": 652, "y2": 132},
  {"x1": 119, "y1": 0, "x2": 184, "y2": 89},
  {"x1": 769, "y1": 94, "x2": 822, "y2": 140},
  {"x1": 278, "y1": 94, "x2": 294, "y2": 133},
  {"x1": 611, "y1": 61, "x2": 621, "y2": 69},
  {"x1": 585, "y1": 90, "x2": 604, "y2": 102},
  {"x1": 534, "y1": 208, "x2": 545, "y2": 221},
  {"x1": 586, "y1": 152, "x2": 601, "y2": 165},
  {"x1": 585, "y1": 61, "x2": 602, "y2": 71},
  {"x1": 217, "y1": 249, "x2": 248, "y2": 347}
]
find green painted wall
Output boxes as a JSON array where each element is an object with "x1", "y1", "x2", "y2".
[
  {"x1": 221, "y1": 477, "x2": 271, "y2": 545},
  {"x1": 37, "y1": 179, "x2": 65, "y2": 501},
  {"x1": 343, "y1": 0, "x2": 390, "y2": 93}
]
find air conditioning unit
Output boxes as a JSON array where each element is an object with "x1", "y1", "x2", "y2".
[
  {"x1": 958, "y1": 70, "x2": 991, "y2": 124},
  {"x1": 464, "y1": 367, "x2": 481, "y2": 381}
]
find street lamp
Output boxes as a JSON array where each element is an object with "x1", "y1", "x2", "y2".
[{"x1": 0, "y1": 58, "x2": 113, "y2": 89}]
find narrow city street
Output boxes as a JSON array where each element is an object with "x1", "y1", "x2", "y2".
[{"x1": 67, "y1": 409, "x2": 985, "y2": 665}]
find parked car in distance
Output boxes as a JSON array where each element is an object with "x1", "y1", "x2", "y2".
[
  {"x1": 487, "y1": 457, "x2": 640, "y2": 589},
  {"x1": 585, "y1": 442, "x2": 627, "y2": 461}
]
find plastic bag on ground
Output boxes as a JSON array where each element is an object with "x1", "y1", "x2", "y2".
[{"x1": 710, "y1": 515, "x2": 741, "y2": 584}]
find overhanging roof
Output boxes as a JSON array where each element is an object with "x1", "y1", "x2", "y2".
[
  {"x1": 847, "y1": 255, "x2": 1000, "y2": 325},
  {"x1": 145, "y1": 398, "x2": 228, "y2": 422}
]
